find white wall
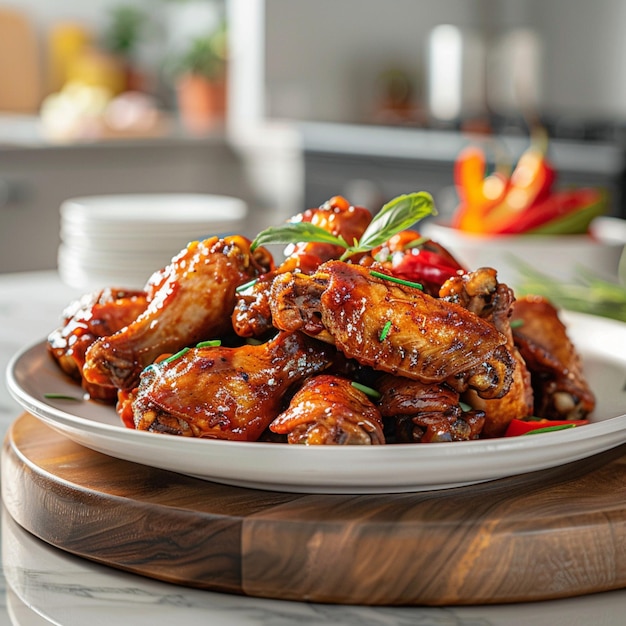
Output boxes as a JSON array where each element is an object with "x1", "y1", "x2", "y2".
[{"x1": 260, "y1": 0, "x2": 626, "y2": 124}]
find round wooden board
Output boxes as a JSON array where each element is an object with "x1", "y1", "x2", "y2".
[{"x1": 3, "y1": 413, "x2": 626, "y2": 606}]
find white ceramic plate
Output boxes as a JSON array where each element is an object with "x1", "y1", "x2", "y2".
[{"x1": 6, "y1": 312, "x2": 626, "y2": 494}]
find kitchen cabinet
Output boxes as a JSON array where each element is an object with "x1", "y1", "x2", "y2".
[
  {"x1": 0, "y1": 132, "x2": 258, "y2": 273},
  {"x1": 299, "y1": 122, "x2": 626, "y2": 220}
]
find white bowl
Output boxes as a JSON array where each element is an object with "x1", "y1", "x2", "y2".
[{"x1": 420, "y1": 218, "x2": 625, "y2": 287}]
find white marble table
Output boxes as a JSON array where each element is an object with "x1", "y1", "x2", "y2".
[{"x1": 2, "y1": 270, "x2": 626, "y2": 625}]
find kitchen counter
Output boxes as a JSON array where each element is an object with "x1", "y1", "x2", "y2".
[{"x1": 1, "y1": 270, "x2": 626, "y2": 625}]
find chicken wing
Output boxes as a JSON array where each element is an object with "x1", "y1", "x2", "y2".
[
  {"x1": 269, "y1": 260, "x2": 515, "y2": 399},
  {"x1": 270, "y1": 374, "x2": 385, "y2": 444},
  {"x1": 83, "y1": 235, "x2": 270, "y2": 391},
  {"x1": 439, "y1": 267, "x2": 534, "y2": 437},
  {"x1": 511, "y1": 295, "x2": 595, "y2": 420},
  {"x1": 377, "y1": 374, "x2": 485, "y2": 443},
  {"x1": 232, "y1": 195, "x2": 372, "y2": 338},
  {"x1": 48, "y1": 288, "x2": 148, "y2": 401},
  {"x1": 126, "y1": 331, "x2": 335, "y2": 441}
]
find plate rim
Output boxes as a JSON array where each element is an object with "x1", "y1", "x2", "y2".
[{"x1": 6, "y1": 310, "x2": 626, "y2": 493}]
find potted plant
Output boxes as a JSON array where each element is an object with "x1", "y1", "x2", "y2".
[
  {"x1": 101, "y1": 5, "x2": 147, "y2": 92},
  {"x1": 173, "y1": 23, "x2": 227, "y2": 133}
]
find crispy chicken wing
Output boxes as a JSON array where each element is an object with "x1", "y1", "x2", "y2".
[
  {"x1": 377, "y1": 374, "x2": 485, "y2": 443},
  {"x1": 269, "y1": 260, "x2": 515, "y2": 399},
  {"x1": 270, "y1": 374, "x2": 385, "y2": 445},
  {"x1": 125, "y1": 331, "x2": 335, "y2": 441},
  {"x1": 83, "y1": 236, "x2": 270, "y2": 391},
  {"x1": 440, "y1": 267, "x2": 534, "y2": 437},
  {"x1": 232, "y1": 196, "x2": 372, "y2": 338},
  {"x1": 511, "y1": 295, "x2": 595, "y2": 420},
  {"x1": 47, "y1": 288, "x2": 148, "y2": 401}
]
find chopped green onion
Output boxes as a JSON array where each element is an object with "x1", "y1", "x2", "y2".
[
  {"x1": 43, "y1": 393, "x2": 83, "y2": 401},
  {"x1": 351, "y1": 381, "x2": 381, "y2": 400},
  {"x1": 236, "y1": 278, "x2": 258, "y2": 293},
  {"x1": 196, "y1": 339, "x2": 221, "y2": 348},
  {"x1": 459, "y1": 401, "x2": 472, "y2": 412},
  {"x1": 163, "y1": 347, "x2": 190, "y2": 364},
  {"x1": 369, "y1": 270, "x2": 423, "y2": 291},
  {"x1": 509, "y1": 319, "x2": 524, "y2": 329},
  {"x1": 522, "y1": 424, "x2": 578, "y2": 435},
  {"x1": 379, "y1": 320, "x2": 392, "y2": 342}
]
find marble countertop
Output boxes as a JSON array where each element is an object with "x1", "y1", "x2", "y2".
[{"x1": 1, "y1": 270, "x2": 626, "y2": 625}]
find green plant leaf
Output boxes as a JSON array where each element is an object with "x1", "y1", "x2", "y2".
[
  {"x1": 347, "y1": 192, "x2": 436, "y2": 258},
  {"x1": 251, "y1": 222, "x2": 348, "y2": 251},
  {"x1": 250, "y1": 191, "x2": 436, "y2": 260}
]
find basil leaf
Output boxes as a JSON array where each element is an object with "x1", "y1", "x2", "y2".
[
  {"x1": 251, "y1": 222, "x2": 348, "y2": 252},
  {"x1": 341, "y1": 192, "x2": 436, "y2": 259}
]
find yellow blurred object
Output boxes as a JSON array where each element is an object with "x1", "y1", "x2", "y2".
[
  {"x1": 47, "y1": 22, "x2": 93, "y2": 93},
  {"x1": 66, "y1": 50, "x2": 126, "y2": 96}
]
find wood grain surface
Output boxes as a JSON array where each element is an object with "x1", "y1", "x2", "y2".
[{"x1": 3, "y1": 412, "x2": 626, "y2": 606}]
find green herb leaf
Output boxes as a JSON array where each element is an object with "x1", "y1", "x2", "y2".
[
  {"x1": 236, "y1": 278, "x2": 258, "y2": 293},
  {"x1": 43, "y1": 392, "x2": 84, "y2": 401},
  {"x1": 251, "y1": 222, "x2": 348, "y2": 252},
  {"x1": 522, "y1": 424, "x2": 578, "y2": 435},
  {"x1": 379, "y1": 320, "x2": 392, "y2": 342},
  {"x1": 196, "y1": 340, "x2": 221, "y2": 348},
  {"x1": 351, "y1": 381, "x2": 381, "y2": 400},
  {"x1": 369, "y1": 270, "x2": 423, "y2": 291},
  {"x1": 250, "y1": 192, "x2": 436, "y2": 260},
  {"x1": 341, "y1": 192, "x2": 436, "y2": 260},
  {"x1": 403, "y1": 236, "x2": 429, "y2": 250},
  {"x1": 163, "y1": 347, "x2": 191, "y2": 364}
]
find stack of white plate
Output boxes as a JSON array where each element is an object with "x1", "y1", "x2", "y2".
[{"x1": 58, "y1": 193, "x2": 248, "y2": 290}]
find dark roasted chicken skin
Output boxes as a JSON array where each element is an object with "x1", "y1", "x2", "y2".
[
  {"x1": 126, "y1": 331, "x2": 335, "y2": 441},
  {"x1": 269, "y1": 260, "x2": 515, "y2": 399},
  {"x1": 47, "y1": 288, "x2": 148, "y2": 401},
  {"x1": 377, "y1": 374, "x2": 485, "y2": 443},
  {"x1": 511, "y1": 295, "x2": 595, "y2": 420},
  {"x1": 270, "y1": 374, "x2": 385, "y2": 445},
  {"x1": 440, "y1": 267, "x2": 534, "y2": 437},
  {"x1": 82, "y1": 236, "x2": 270, "y2": 391}
]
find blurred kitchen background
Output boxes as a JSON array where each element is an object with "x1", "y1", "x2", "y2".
[{"x1": 2, "y1": 0, "x2": 626, "y2": 273}]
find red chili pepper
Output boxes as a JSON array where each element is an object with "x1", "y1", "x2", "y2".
[
  {"x1": 478, "y1": 146, "x2": 556, "y2": 234},
  {"x1": 493, "y1": 188, "x2": 605, "y2": 235},
  {"x1": 452, "y1": 146, "x2": 509, "y2": 232},
  {"x1": 504, "y1": 418, "x2": 588, "y2": 437},
  {"x1": 391, "y1": 248, "x2": 463, "y2": 290}
]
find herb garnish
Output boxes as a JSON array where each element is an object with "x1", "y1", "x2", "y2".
[
  {"x1": 369, "y1": 270, "x2": 423, "y2": 291},
  {"x1": 196, "y1": 340, "x2": 222, "y2": 348},
  {"x1": 43, "y1": 393, "x2": 84, "y2": 401},
  {"x1": 351, "y1": 381, "x2": 382, "y2": 400},
  {"x1": 522, "y1": 424, "x2": 578, "y2": 435},
  {"x1": 236, "y1": 278, "x2": 258, "y2": 293},
  {"x1": 163, "y1": 347, "x2": 190, "y2": 364},
  {"x1": 379, "y1": 320, "x2": 392, "y2": 342},
  {"x1": 251, "y1": 192, "x2": 436, "y2": 261}
]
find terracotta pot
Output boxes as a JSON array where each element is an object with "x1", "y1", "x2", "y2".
[{"x1": 176, "y1": 73, "x2": 226, "y2": 133}]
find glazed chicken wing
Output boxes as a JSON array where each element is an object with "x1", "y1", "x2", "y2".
[
  {"x1": 82, "y1": 236, "x2": 270, "y2": 391},
  {"x1": 269, "y1": 260, "x2": 515, "y2": 399},
  {"x1": 377, "y1": 374, "x2": 485, "y2": 443},
  {"x1": 232, "y1": 196, "x2": 372, "y2": 338},
  {"x1": 270, "y1": 374, "x2": 385, "y2": 445},
  {"x1": 126, "y1": 331, "x2": 335, "y2": 441},
  {"x1": 48, "y1": 288, "x2": 148, "y2": 401},
  {"x1": 439, "y1": 267, "x2": 534, "y2": 437},
  {"x1": 511, "y1": 295, "x2": 595, "y2": 420}
]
